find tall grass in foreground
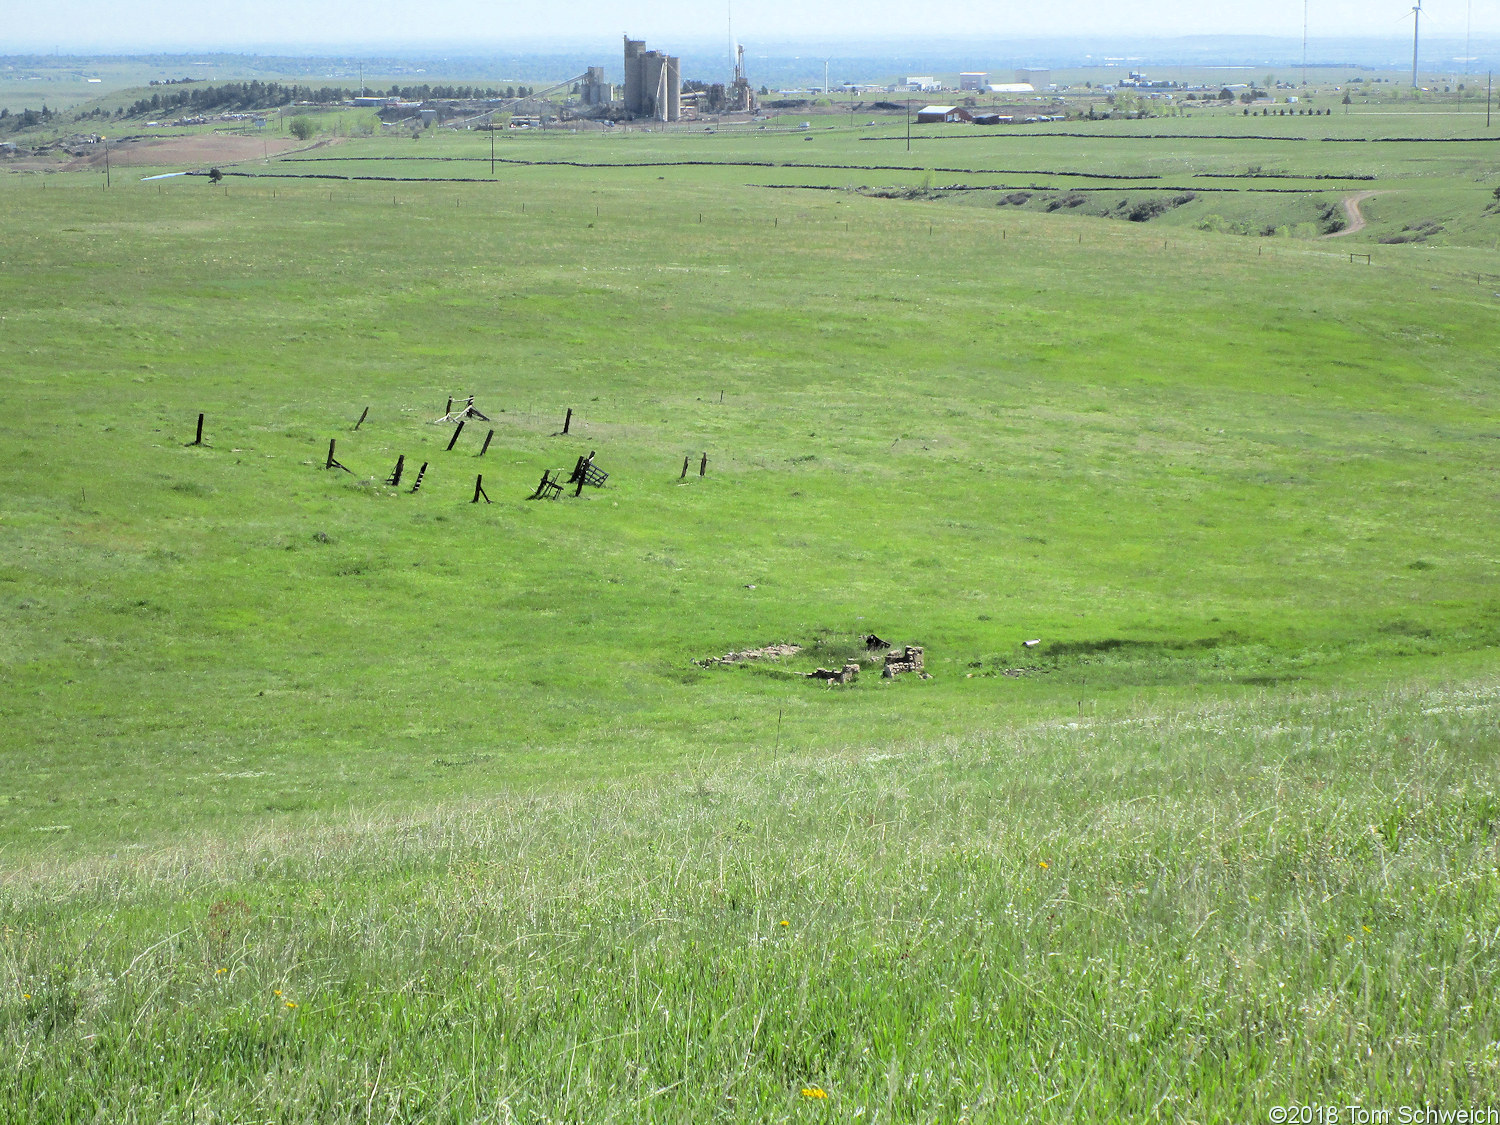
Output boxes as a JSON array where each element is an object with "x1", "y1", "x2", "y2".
[{"x1": 4, "y1": 681, "x2": 1498, "y2": 1122}]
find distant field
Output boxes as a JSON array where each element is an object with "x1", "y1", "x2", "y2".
[
  {"x1": 1, "y1": 106, "x2": 1496, "y2": 1118},
  {"x1": 195, "y1": 108, "x2": 1500, "y2": 246}
]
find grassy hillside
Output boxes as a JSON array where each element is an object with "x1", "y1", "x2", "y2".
[
  {"x1": 1, "y1": 136, "x2": 1498, "y2": 853},
  {"x1": 1, "y1": 117, "x2": 1497, "y2": 1117},
  {"x1": 4, "y1": 682, "x2": 1498, "y2": 1121}
]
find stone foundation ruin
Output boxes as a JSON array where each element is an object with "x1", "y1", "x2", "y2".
[
  {"x1": 808, "y1": 663, "x2": 861, "y2": 684},
  {"x1": 882, "y1": 645, "x2": 925, "y2": 678}
]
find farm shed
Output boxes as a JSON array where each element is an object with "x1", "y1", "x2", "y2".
[{"x1": 916, "y1": 105, "x2": 973, "y2": 124}]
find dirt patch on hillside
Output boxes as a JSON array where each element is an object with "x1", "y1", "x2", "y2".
[
  {"x1": 117, "y1": 134, "x2": 315, "y2": 166},
  {"x1": 7, "y1": 133, "x2": 324, "y2": 174},
  {"x1": 1321, "y1": 190, "x2": 1380, "y2": 238}
]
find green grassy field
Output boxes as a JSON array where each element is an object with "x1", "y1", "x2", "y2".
[
  {"x1": 5, "y1": 683, "x2": 1498, "y2": 1121},
  {"x1": 2, "y1": 109, "x2": 1497, "y2": 1118}
]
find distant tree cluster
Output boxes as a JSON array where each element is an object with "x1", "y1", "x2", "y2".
[
  {"x1": 125, "y1": 82, "x2": 347, "y2": 117},
  {"x1": 378, "y1": 84, "x2": 516, "y2": 100},
  {"x1": 0, "y1": 105, "x2": 57, "y2": 134},
  {"x1": 120, "y1": 80, "x2": 518, "y2": 120}
]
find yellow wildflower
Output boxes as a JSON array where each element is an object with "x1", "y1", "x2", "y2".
[
  {"x1": 285, "y1": 1001, "x2": 298, "y2": 1009},
  {"x1": 780, "y1": 920, "x2": 790, "y2": 927},
  {"x1": 801, "y1": 1086, "x2": 828, "y2": 1099},
  {"x1": 1038, "y1": 861, "x2": 1049, "y2": 870},
  {"x1": 1362, "y1": 925, "x2": 1373, "y2": 934}
]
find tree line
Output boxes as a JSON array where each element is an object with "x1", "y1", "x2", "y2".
[{"x1": 121, "y1": 81, "x2": 536, "y2": 119}]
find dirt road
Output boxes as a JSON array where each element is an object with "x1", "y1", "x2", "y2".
[{"x1": 1322, "y1": 190, "x2": 1380, "y2": 238}]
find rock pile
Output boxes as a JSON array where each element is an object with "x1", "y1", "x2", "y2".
[
  {"x1": 695, "y1": 643, "x2": 802, "y2": 667},
  {"x1": 808, "y1": 663, "x2": 861, "y2": 685},
  {"x1": 882, "y1": 646, "x2": 925, "y2": 678}
]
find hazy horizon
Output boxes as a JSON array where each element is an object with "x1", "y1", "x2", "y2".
[{"x1": 6, "y1": 0, "x2": 1497, "y2": 55}]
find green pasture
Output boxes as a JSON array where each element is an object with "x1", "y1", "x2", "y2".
[
  {"x1": 4, "y1": 683, "x2": 1498, "y2": 1121},
  {"x1": 3, "y1": 130, "x2": 1498, "y2": 852},
  {"x1": 1, "y1": 113, "x2": 1498, "y2": 1117},
  {"x1": 219, "y1": 108, "x2": 1500, "y2": 246}
]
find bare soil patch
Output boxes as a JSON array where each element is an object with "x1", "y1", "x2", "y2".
[
  {"x1": 7, "y1": 133, "x2": 317, "y2": 174},
  {"x1": 1322, "y1": 190, "x2": 1379, "y2": 238}
]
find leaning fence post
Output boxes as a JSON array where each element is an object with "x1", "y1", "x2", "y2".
[
  {"x1": 354, "y1": 406, "x2": 369, "y2": 430},
  {"x1": 189, "y1": 413, "x2": 205, "y2": 446},
  {"x1": 681, "y1": 455, "x2": 689, "y2": 479},
  {"x1": 479, "y1": 429, "x2": 494, "y2": 457},
  {"x1": 446, "y1": 420, "x2": 465, "y2": 451},
  {"x1": 563, "y1": 408, "x2": 573, "y2": 434},
  {"x1": 699, "y1": 452, "x2": 708, "y2": 477},
  {"x1": 473, "y1": 474, "x2": 490, "y2": 503}
]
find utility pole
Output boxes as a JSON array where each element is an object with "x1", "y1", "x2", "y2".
[
  {"x1": 103, "y1": 138, "x2": 109, "y2": 187},
  {"x1": 490, "y1": 126, "x2": 495, "y2": 174},
  {"x1": 1488, "y1": 71, "x2": 1493, "y2": 128},
  {"x1": 906, "y1": 98, "x2": 911, "y2": 152}
]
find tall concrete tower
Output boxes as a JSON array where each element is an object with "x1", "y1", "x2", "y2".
[
  {"x1": 623, "y1": 34, "x2": 680, "y2": 121},
  {"x1": 623, "y1": 36, "x2": 646, "y2": 115}
]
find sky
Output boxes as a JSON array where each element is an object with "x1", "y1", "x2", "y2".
[{"x1": 5, "y1": 0, "x2": 1494, "y2": 53}]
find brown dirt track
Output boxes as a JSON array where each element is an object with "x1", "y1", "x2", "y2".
[
  {"x1": 1322, "y1": 190, "x2": 1380, "y2": 238},
  {"x1": 7, "y1": 133, "x2": 320, "y2": 173}
]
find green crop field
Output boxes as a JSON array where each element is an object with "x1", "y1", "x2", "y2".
[{"x1": 2, "y1": 104, "x2": 1498, "y2": 1121}]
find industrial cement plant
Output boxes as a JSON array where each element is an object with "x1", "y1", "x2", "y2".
[
  {"x1": 623, "y1": 37, "x2": 681, "y2": 121},
  {"x1": 360, "y1": 33, "x2": 757, "y2": 132}
]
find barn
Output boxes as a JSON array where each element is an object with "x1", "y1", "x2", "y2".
[{"x1": 915, "y1": 105, "x2": 973, "y2": 124}]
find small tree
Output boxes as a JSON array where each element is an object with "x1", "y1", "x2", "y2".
[{"x1": 288, "y1": 116, "x2": 315, "y2": 140}]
